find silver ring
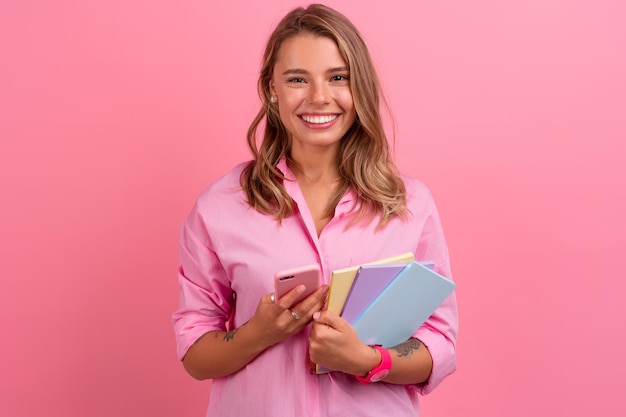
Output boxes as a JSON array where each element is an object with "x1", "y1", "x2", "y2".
[
  {"x1": 269, "y1": 292, "x2": 275, "y2": 303},
  {"x1": 291, "y1": 310, "x2": 301, "y2": 320}
]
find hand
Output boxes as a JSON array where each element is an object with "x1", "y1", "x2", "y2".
[
  {"x1": 309, "y1": 310, "x2": 378, "y2": 375},
  {"x1": 248, "y1": 284, "x2": 329, "y2": 348}
]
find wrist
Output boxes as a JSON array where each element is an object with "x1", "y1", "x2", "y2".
[
  {"x1": 355, "y1": 345, "x2": 392, "y2": 384},
  {"x1": 357, "y1": 345, "x2": 381, "y2": 376},
  {"x1": 246, "y1": 317, "x2": 280, "y2": 351}
]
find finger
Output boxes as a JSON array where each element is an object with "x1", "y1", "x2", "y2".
[
  {"x1": 296, "y1": 285, "x2": 329, "y2": 312},
  {"x1": 311, "y1": 315, "x2": 338, "y2": 339},
  {"x1": 290, "y1": 310, "x2": 301, "y2": 321},
  {"x1": 312, "y1": 309, "x2": 341, "y2": 329},
  {"x1": 275, "y1": 284, "x2": 307, "y2": 309},
  {"x1": 281, "y1": 286, "x2": 326, "y2": 326},
  {"x1": 263, "y1": 292, "x2": 276, "y2": 305}
]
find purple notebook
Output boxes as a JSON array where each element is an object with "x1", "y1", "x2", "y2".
[
  {"x1": 341, "y1": 264, "x2": 407, "y2": 323},
  {"x1": 341, "y1": 261, "x2": 435, "y2": 323}
]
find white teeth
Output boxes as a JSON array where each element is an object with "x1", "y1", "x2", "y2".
[{"x1": 301, "y1": 114, "x2": 338, "y2": 124}]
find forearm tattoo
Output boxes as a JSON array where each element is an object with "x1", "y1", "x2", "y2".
[
  {"x1": 392, "y1": 338, "x2": 423, "y2": 358},
  {"x1": 213, "y1": 321, "x2": 248, "y2": 342},
  {"x1": 223, "y1": 329, "x2": 238, "y2": 341}
]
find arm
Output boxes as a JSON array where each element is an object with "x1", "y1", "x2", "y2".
[
  {"x1": 183, "y1": 285, "x2": 329, "y2": 380},
  {"x1": 384, "y1": 338, "x2": 433, "y2": 384},
  {"x1": 309, "y1": 311, "x2": 432, "y2": 384},
  {"x1": 173, "y1": 207, "x2": 330, "y2": 380}
]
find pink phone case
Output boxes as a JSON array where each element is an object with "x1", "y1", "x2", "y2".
[{"x1": 274, "y1": 264, "x2": 321, "y2": 306}]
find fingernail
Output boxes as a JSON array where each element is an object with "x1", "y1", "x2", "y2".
[
  {"x1": 313, "y1": 312, "x2": 321, "y2": 320},
  {"x1": 297, "y1": 285, "x2": 306, "y2": 294}
]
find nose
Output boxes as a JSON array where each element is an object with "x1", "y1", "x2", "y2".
[{"x1": 308, "y1": 81, "x2": 330, "y2": 104}]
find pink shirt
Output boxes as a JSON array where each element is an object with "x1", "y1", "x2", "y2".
[{"x1": 172, "y1": 159, "x2": 458, "y2": 417}]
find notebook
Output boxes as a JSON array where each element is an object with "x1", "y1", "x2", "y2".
[
  {"x1": 341, "y1": 261, "x2": 434, "y2": 323},
  {"x1": 326, "y1": 252, "x2": 415, "y2": 315},
  {"x1": 351, "y1": 261, "x2": 456, "y2": 348}
]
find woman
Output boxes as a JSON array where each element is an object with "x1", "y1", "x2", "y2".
[{"x1": 172, "y1": 4, "x2": 458, "y2": 416}]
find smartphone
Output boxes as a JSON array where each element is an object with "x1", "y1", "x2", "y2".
[{"x1": 274, "y1": 264, "x2": 321, "y2": 306}]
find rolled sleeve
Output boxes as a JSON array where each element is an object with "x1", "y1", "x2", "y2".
[
  {"x1": 412, "y1": 290, "x2": 458, "y2": 394},
  {"x1": 408, "y1": 185, "x2": 459, "y2": 394},
  {"x1": 171, "y1": 210, "x2": 233, "y2": 360}
]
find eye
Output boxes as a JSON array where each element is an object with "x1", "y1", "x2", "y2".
[
  {"x1": 331, "y1": 74, "x2": 349, "y2": 82},
  {"x1": 287, "y1": 77, "x2": 305, "y2": 83}
]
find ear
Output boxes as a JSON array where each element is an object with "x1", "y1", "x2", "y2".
[{"x1": 269, "y1": 80, "x2": 276, "y2": 96}]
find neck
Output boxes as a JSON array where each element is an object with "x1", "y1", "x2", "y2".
[
  {"x1": 288, "y1": 147, "x2": 341, "y2": 186},
  {"x1": 288, "y1": 158, "x2": 340, "y2": 185}
]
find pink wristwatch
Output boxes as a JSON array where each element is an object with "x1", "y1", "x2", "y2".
[{"x1": 356, "y1": 345, "x2": 392, "y2": 384}]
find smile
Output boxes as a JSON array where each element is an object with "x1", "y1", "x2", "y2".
[{"x1": 299, "y1": 114, "x2": 339, "y2": 124}]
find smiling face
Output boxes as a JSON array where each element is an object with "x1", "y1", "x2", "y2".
[{"x1": 271, "y1": 34, "x2": 357, "y2": 157}]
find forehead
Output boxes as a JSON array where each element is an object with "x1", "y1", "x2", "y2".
[{"x1": 274, "y1": 34, "x2": 347, "y2": 72}]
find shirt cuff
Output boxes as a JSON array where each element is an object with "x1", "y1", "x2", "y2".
[{"x1": 412, "y1": 325, "x2": 457, "y2": 395}]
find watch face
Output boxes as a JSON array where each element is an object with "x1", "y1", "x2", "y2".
[{"x1": 370, "y1": 369, "x2": 390, "y2": 382}]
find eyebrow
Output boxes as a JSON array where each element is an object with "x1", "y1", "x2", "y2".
[{"x1": 281, "y1": 67, "x2": 349, "y2": 76}]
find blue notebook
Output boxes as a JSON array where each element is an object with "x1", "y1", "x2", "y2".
[
  {"x1": 341, "y1": 261, "x2": 435, "y2": 323},
  {"x1": 351, "y1": 261, "x2": 455, "y2": 348},
  {"x1": 341, "y1": 264, "x2": 406, "y2": 322}
]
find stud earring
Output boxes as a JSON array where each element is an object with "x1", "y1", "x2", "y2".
[{"x1": 270, "y1": 95, "x2": 277, "y2": 103}]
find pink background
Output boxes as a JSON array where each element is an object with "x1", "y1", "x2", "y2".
[{"x1": 1, "y1": 1, "x2": 624, "y2": 416}]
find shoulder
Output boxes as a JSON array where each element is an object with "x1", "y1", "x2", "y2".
[
  {"x1": 400, "y1": 174, "x2": 437, "y2": 210},
  {"x1": 399, "y1": 174, "x2": 450, "y2": 269},
  {"x1": 185, "y1": 161, "x2": 252, "y2": 232},
  {"x1": 194, "y1": 161, "x2": 250, "y2": 207}
]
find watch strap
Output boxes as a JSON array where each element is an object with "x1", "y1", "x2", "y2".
[{"x1": 356, "y1": 345, "x2": 392, "y2": 384}]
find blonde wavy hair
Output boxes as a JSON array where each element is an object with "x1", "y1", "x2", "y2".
[{"x1": 240, "y1": 3, "x2": 406, "y2": 228}]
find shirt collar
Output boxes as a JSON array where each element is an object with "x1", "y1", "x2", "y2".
[{"x1": 276, "y1": 156, "x2": 355, "y2": 206}]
